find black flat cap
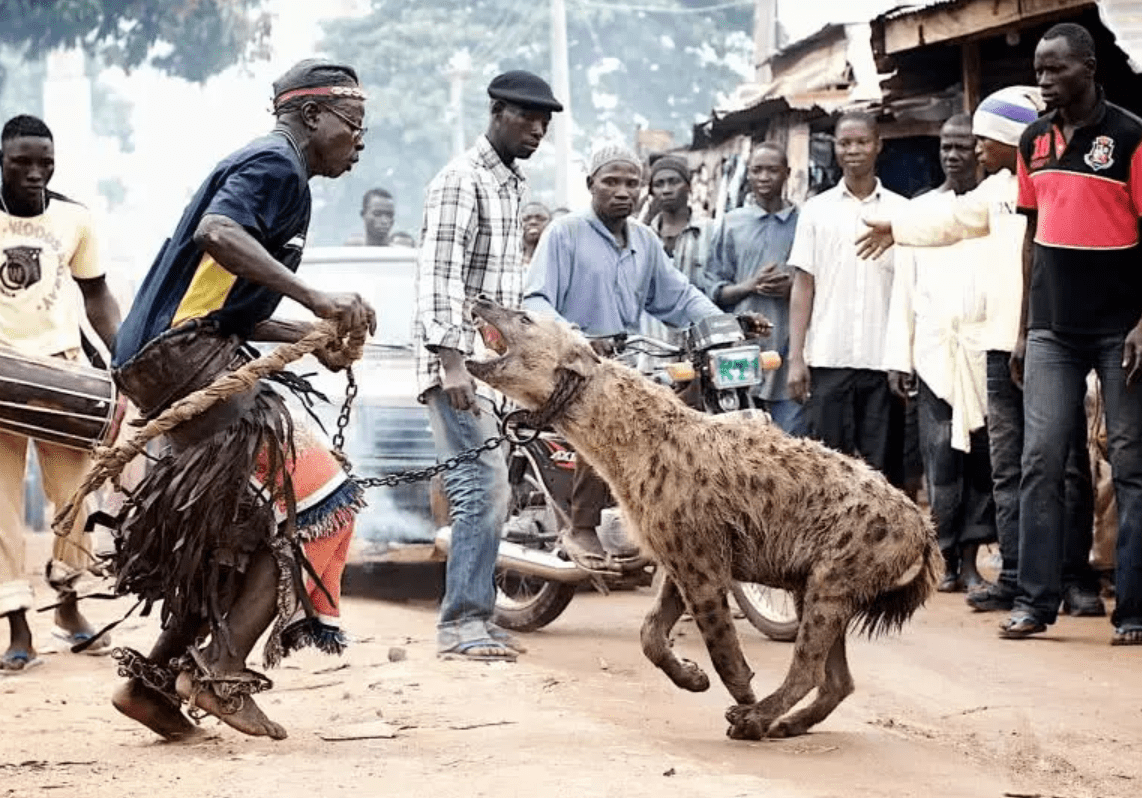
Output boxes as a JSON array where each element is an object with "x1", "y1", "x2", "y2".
[{"x1": 487, "y1": 70, "x2": 563, "y2": 112}]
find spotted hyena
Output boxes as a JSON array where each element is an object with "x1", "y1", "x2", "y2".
[{"x1": 467, "y1": 298, "x2": 942, "y2": 739}]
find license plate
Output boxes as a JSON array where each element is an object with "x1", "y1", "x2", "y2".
[{"x1": 709, "y1": 346, "x2": 762, "y2": 389}]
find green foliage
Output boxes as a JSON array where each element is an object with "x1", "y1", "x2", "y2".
[
  {"x1": 311, "y1": 0, "x2": 753, "y2": 245},
  {"x1": 0, "y1": 0, "x2": 271, "y2": 83}
]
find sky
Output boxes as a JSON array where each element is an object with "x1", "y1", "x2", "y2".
[{"x1": 48, "y1": 0, "x2": 901, "y2": 287}]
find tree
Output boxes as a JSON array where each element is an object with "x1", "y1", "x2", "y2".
[
  {"x1": 312, "y1": 0, "x2": 753, "y2": 245},
  {"x1": 0, "y1": 0, "x2": 271, "y2": 83}
]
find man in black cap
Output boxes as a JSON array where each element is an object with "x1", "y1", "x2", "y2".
[
  {"x1": 415, "y1": 69, "x2": 561, "y2": 662},
  {"x1": 107, "y1": 58, "x2": 375, "y2": 741}
]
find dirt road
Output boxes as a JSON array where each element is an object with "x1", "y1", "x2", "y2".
[{"x1": 3, "y1": 553, "x2": 1139, "y2": 798}]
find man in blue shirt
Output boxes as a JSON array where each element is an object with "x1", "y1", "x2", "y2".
[
  {"x1": 524, "y1": 143, "x2": 723, "y2": 568},
  {"x1": 704, "y1": 143, "x2": 802, "y2": 434},
  {"x1": 108, "y1": 59, "x2": 375, "y2": 742}
]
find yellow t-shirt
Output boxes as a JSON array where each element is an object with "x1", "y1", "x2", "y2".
[{"x1": 0, "y1": 195, "x2": 102, "y2": 356}]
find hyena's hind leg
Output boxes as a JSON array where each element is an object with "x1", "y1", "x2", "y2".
[
  {"x1": 640, "y1": 572, "x2": 709, "y2": 692},
  {"x1": 766, "y1": 633, "x2": 855, "y2": 738},
  {"x1": 726, "y1": 582, "x2": 849, "y2": 740}
]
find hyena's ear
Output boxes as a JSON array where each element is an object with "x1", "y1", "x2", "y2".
[{"x1": 563, "y1": 342, "x2": 600, "y2": 377}]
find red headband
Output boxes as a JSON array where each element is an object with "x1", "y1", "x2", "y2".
[{"x1": 273, "y1": 85, "x2": 367, "y2": 108}]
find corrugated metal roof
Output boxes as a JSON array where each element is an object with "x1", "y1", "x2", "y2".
[
  {"x1": 880, "y1": 1, "x2": 969, "y2": 22},
  {"x1": 713, "y1": 23, "x2": 884, "y2": 117},
  {"x1": 1100, "y1": 0, "x2": 1142, "y2": 72}
]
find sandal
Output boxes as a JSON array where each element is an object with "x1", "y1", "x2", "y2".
[
  {"x1": 1110, "y1": 623, "x2": 1142, "y2": 646},
  {"x1": 559, "y1": 530, "x2": 621, "y2": 573},
  {"x1": 51, "y1": 626, "x2": 112, "y2": 655},
  {"x1": 998, "y1": 611, "x2": 1047, "y2": 639},
  {"x1": 0, "y1": 649, "x2": 44, "y2": 674},
  {"x1": 438, "y1": 638, "x2": 518, "y2": 662},
  {"x1": 487, "y1": 625, "x2": 527, "y2": 654}
]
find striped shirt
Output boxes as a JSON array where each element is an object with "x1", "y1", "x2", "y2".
[{"x1": 413, "y1": 135, "x2": 527, "y2": 399}]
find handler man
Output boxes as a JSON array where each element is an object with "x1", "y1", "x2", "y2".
[
  {"x1": 415, "y1": 70, "x2": 562, "y2": 662},
  {"x1": 0, "y1": 114, "x2": 120, "y2": 672},
  {"x1": 109, "y1": 59, "x2": 375, "y2": 740}
]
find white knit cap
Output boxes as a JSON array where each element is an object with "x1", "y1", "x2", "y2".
[
  {"x1": 972, "y1": 86, "x2": 1045, "y2": 146},
  {"x1": 588, "y1": 142, "x2": 642, "y2": 176}
]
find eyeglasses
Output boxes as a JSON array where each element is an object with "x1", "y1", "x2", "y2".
[{"x1": 324, "y1": 104, "x2": 368, "y2": 139}]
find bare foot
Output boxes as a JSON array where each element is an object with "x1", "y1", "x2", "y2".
[
  {"x1": 112, "y1": 678, "x2": 203, "y2": 741},
  {"x1": 175, "y1": 671, "x2": 287, "y2": 740}
]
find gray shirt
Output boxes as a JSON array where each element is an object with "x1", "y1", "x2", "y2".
[
  {"x1": 704, "y1": 204, "x2": 799, "y2": 401},
  {"x1": 523, "y1": 209, "x2": 719, "y2": 335}
]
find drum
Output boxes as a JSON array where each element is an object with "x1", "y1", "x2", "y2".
[{"x1": 0, "y1": 346, "x2": 124, "y2": 451}]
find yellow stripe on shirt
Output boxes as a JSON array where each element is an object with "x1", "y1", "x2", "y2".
[{"x1": 171, "y1": 253, "x2": 237, "y2": 328}]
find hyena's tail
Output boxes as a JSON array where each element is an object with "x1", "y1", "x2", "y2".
[{"x1": 855, "y1": 534, "x2": 943, "y2": 638}]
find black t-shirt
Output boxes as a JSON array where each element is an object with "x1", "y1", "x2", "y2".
[
  {"x1": 114, "y1": 133, "x2": 310, "y2": 365},
  {"x1": 1016, "y1": 99, "x2": 1142, "y2": 335}
]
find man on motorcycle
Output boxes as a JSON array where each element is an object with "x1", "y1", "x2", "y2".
[{"x1": 523, "y1": 142, "x2": 764, "y2": 570}]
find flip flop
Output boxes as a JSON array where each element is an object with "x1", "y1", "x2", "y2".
[
  {"x1": 0, "y1": 650, "x2": 44, "y2": 674},
  {"x1": 438, "y1": 638, "x2": 518, "y2": 662},
  {"x1": 998, "y1": 611, "x2": 1047, "y2": 639},
  {"x1": 559, "y1": 532, "x2": 621, "y2": 573},
  {"x1": 1111, "y1": 624, "x2": 1142, "y2": 646},
  {"x1": 487, "y1": 625, "x2": 527, "y2": 654},
  {"x1": 50, "y1": 626, "x2": 112, "y2": 655}
]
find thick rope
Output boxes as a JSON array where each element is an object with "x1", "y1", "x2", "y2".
[{"x1": 52, "y1": 319, "x2": 364, "y2": 540}]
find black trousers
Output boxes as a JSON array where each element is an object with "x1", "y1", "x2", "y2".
[
  {"x1": 805, "y1": 367, "x2": 893, "y2": 475},
  {"x1": 916, "y1": 379, "x2": 997, "y2": 561},
  {"x1": 570, "y1": 458, "x2": 613, "y2": 531}
]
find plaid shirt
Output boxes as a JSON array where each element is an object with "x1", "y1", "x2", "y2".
[{"x1": 414, "y1": 135, "x2": 527, "y2": 399}]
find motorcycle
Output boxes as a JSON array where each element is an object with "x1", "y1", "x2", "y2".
[{"x1": 434, "y1": 313, "x2": 800, "y2": 640}]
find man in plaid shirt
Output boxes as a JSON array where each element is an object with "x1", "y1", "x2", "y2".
[{"x1": 414, "y1": 70, "x2": 562, "y2": 662}]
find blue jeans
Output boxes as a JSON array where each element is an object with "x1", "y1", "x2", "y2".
[
  {"x1": 762, "y1": 398, "x2": 807, "y2": 437},
  {"x1": 987, "y1": 351, "x2": 1096, "y2": 596},
  {"x1": 424, "y1": 388, "x2": 509, "y2": 644},
  {"x1": 1019, "y1": 331, "x2": 1142, "y2": 626}
]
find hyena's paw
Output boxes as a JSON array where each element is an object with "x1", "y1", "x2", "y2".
[
  {"x1": 671, "y1": 658, "x2": 710, "y2": 693},
  {"x1": 764, "y1": 716, "x2": 807, "y2": 739},
  {"x1": 725, "y1": 704, "x2": 767, "y2": 741}
]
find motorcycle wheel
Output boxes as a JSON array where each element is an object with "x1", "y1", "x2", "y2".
[
  {"x1": 494, "y1": 570, "x2": 577, "y2": 632},
  {"x1": 731, "y1": 581, "x2": 799, "y2": 642}
]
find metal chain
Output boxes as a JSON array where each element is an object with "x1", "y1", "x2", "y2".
[
  {"x1": 352, "y1": 434, "x2": 508, "y2": 489},
  {"x1": 329, "y1": 366, "x2": 584, "y2": 490},
  {"x1": 111, "y1": 646, "x2": 178, "y2": 698},
  {"x1": 331, "y1": 366, "x2": 358, "y2": 460},
  {"x1": 330, "y1": 366, "x2": 511, "y2": 488}
]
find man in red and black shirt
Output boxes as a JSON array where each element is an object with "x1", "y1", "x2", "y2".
[{"x1": 1004, "y1": 22, "x2": 1142, "y2": 644}]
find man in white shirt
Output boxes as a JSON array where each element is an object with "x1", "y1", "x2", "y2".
[
  {"x1": 859, "y1": 85, "x2": 1105, "y2": 619},
  {"x1": 787, "y1": 111, "x2": 906, "y2": 473},
  {"x1": 883, "y1": 114, "x2": 996, "y2": 593}
]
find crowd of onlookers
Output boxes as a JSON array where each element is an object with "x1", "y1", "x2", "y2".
[
  {"x1": 376, "y1": 21, "x2": 1140, "y2": 649},
  {"x1": 556, "y1": 21, "x2": 1137, "y2": 647}
]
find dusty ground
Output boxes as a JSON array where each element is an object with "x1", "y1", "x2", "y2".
[{"x1": 2, "y1": 536, "x2": 1140, "y2": 798}]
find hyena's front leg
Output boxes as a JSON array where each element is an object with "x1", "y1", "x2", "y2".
[
  {"x1": 640, "y1": 572, "x2": 710, "y2": 692},
  {"x1": 675, "y1": 579, "x2": 756, "y2": 705}
]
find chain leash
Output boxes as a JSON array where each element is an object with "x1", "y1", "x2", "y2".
[{"x1": 329, "y1": 367, "x2": 584, "y2": 490}]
